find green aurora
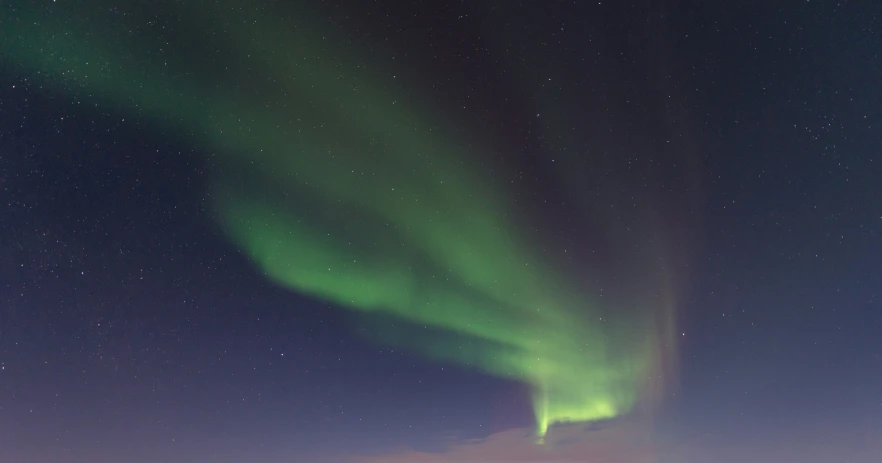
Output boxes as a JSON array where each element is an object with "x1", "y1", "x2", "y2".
[{"x1": 2, "y1": 1, "x2": 684, "y2": 437}]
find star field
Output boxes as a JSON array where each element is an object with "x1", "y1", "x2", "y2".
[{"x1": 1, "y1": 1, "x2": 881, "y2": 462}]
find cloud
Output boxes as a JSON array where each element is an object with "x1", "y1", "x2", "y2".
[{"x1": 349, "y1": 422, "x2": 666, "y2": 463}]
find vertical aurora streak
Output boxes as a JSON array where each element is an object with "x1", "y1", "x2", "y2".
[{"x1": 2, "y1": 0, "x2": 687, "y2": 437}]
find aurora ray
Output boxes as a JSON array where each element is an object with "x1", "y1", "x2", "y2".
[{"x1": 2, "y1": 0, "x2": 684, "y2": 437}]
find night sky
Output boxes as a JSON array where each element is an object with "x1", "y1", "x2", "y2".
[{"x1": 1, "y1": 1, "x2": 881, "y2": 462}]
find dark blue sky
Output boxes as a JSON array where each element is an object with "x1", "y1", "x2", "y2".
[{"x1": 1, "y1": 1, "x2": 881, "y2": 462}]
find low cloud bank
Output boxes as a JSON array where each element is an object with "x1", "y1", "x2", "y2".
[{"x1": 351, "y1": 422, "x2": 667, "y2": 463}]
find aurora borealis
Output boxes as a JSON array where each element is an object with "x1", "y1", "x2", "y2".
[
  {"x1": 6, "y1": 1, "x2": 882, "y2": 462},
  {"x1": 3, "y1": 0, "x2": 684, "y2": 438}
]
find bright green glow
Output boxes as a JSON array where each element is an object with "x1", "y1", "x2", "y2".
[{"x1": 3, "y1": 1, "x2": 676, "y2": 436}]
